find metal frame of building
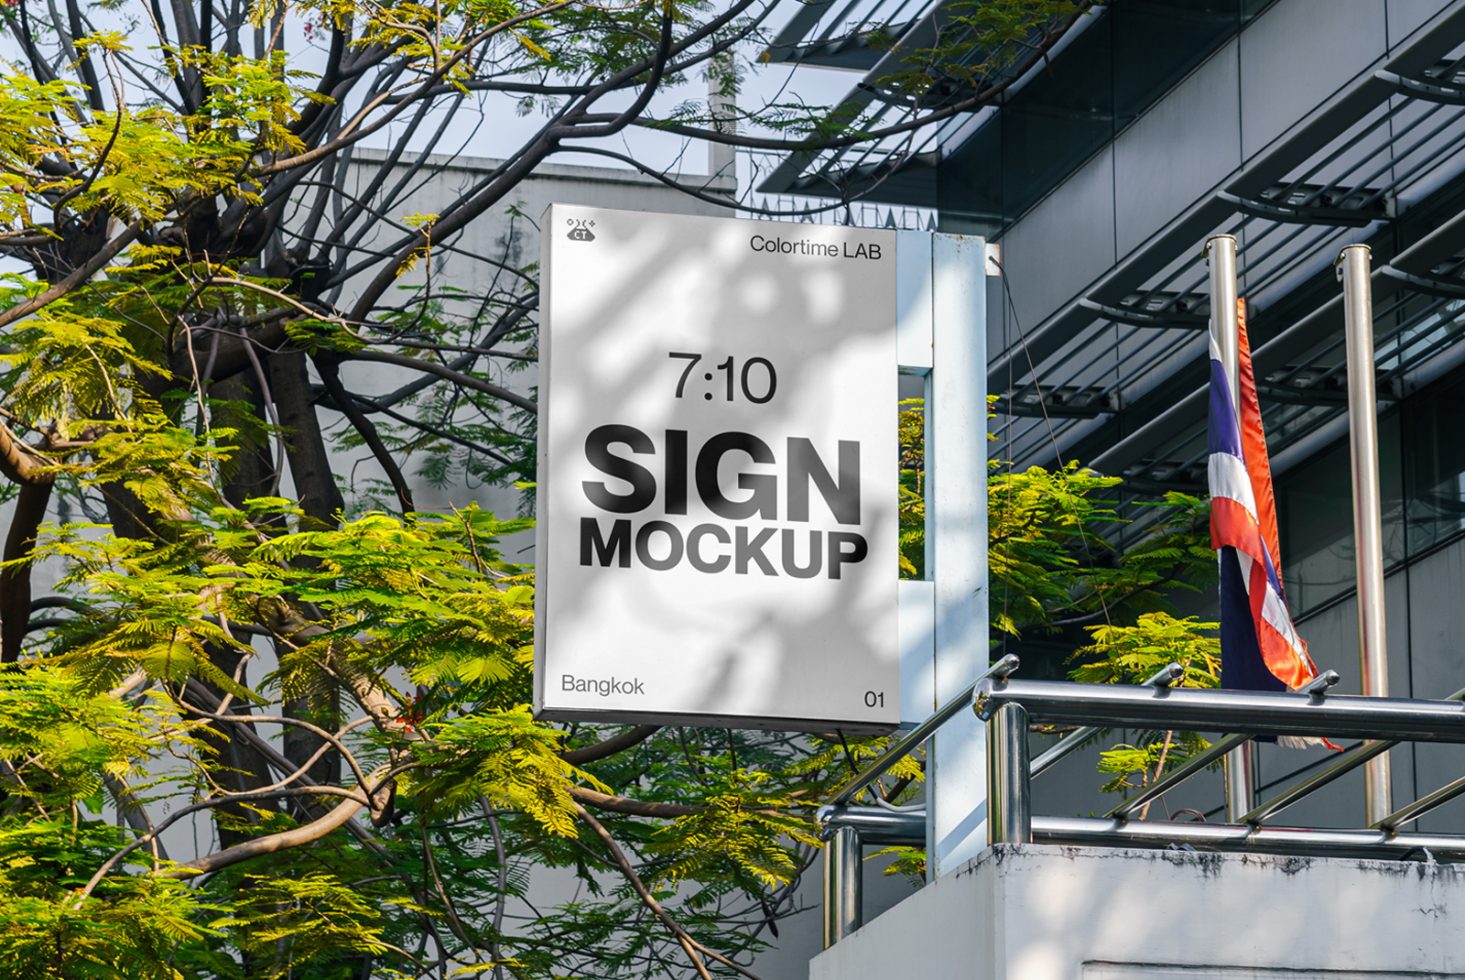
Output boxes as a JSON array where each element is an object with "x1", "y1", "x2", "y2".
[
  {"x1": 761, "y1": 2, "x2": 1465, "y2": 961},
  {"x1": 761, "y1": 2, "x2": 1465, "y2": 505}
]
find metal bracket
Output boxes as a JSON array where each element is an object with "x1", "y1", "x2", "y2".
[
  {"x1": 1375, "y1": 67, "x2": 1465, "y2": 106},
  {"x1": 1378, "y1": 264, "x2": 1465, "y2": 300},
  {"x1": 762, "y1": 28, "x2": 908, "y2": 72},
  {"x1": 1080, "y1": 295, "x2": 1208, "y2": 329},
  {"x1": 996, "y1": 385, "x2": 1114, "y2": 419},
  {"x1": 1120, "y1": 471, "x2": 1206, "y2": 496},
  {"x1": 1302, "y1": 669, "x2": 1342, "y2": 700},
  {"x1": 1254, "y1": 379, "x2": 1350, "y2": 406},
  {"x1": 1218, "y1": 185, "x2": 1389, "y2": 227}
]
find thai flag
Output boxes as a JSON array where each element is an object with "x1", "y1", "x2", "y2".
[{"x1": 1208, "y1": 300, "x2": 1321, "y2": 694}]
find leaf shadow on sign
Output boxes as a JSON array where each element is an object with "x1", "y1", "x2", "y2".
[
  {"x1": 674, "y1": 502, "x2": 900, "y2": 726},
  {"x1": 540, "y1": 207, "x2": 901, "y2": 731}
]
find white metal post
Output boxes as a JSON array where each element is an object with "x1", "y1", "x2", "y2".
[
  {"x1": 896, "y1": 233, "x2": 936, "y2": 729},
  {"x1": 1207, "y1": 233, "x2": 1258, "y2": 823},
  {"x1": 820, "y1": 231, "x2": 944, "y2": 948},
  {"x1": 1338, "y1": 243, "x2": 1393, "y2": 825},
  {"x1": 925, "y1": 234, "x2": 990, "y2": 878}
]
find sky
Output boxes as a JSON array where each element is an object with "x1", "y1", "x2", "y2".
[
  {"x1": 330, "y1": 1, "x2": 872, "y2": 193},
  {"x1": 0, "y1": 0, "x2": 887, "y2": 197}
]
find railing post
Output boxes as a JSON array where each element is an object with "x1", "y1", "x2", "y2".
[
  {"x1": 987, "y1": 702, "x2": 1031, "y2": 845},
  {"x1": 822, "y1": 824, "x2": 861, "y2": 947},
  {"x1": 1207, "y1": 232, "x2": 1257, "y2": 823},
  {"x1": 1338, "y1": 243, "x2": 1393, "y2": 825}
]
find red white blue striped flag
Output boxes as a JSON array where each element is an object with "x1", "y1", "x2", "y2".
[{"x1": 1208, "y1": 300, "x2": 1321, "y2": 694}]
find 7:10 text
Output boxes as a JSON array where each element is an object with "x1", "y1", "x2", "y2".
[{"x1": 669, "y1": 352, "x2": 777, "y2": 404}]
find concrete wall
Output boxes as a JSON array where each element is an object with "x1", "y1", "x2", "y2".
[{"x1": 812, "y1": 844, "x2": 1465, "y2": 979}]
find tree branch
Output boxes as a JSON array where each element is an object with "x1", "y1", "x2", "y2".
[
  {"x1": 255, "y1": 2, "x2": 575, "y2": 178},
  {"x1": 314, "y1": 353, "x2": 416, "y2": 513},
  {"x1": 570, "y1": 786, "x2": 701, "y2": 818},
  {"x1": 0, "y1": 422, "x2": 53, "y2": 486},
  {"x1": 575, "y1": 802, "x2": 762, "y2": 980},
  {"x1": 0, "y1": 222, "x2": 141, "y2": 332},
  {"x1": 344, "y1": 348, "x2": 537, "y2": 414},
  {"x1": 176, "y1": 767, "x2": 389, "y2": 877},
  {"x1": 556, "y1": 1, "x2": 674, "y2": 141},
  {"x1": 561, "y1": 725, "x2": 660, "y2": 766},
  {"x1": 2, "y1": 480, "x2": 54, "y2": 662}
]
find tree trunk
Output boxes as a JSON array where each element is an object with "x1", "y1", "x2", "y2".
[
  {"x1": 1, "y1": 480, "x2": 53, "y2": 662},
  {"x1": 267, "y1": 350, "x2": 343, "y2": 790}
]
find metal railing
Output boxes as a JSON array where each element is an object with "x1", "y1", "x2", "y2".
[{"x1": 817, "y1": 657, "x2": 1465, "y2": 947}]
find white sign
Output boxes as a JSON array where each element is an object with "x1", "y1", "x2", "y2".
[{"x1": 534, "y1": 205, "x2": 898, "y2": 731}]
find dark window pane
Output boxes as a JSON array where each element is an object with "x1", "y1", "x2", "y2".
[
  {"x1": 1279, "y1": 413, "x2": 1404, "y2": 614},
  {"x1": 1405, "y1": 368, "x2": 1465, "y2": 557},
  {"x1": 936, "y1": 2, "x2": 1257, "y2": 234},
  {"x1": 1112, "y1": 0, "x2": 1242, "y2": 131}
]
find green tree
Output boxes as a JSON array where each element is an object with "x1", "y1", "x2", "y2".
[
  {"x1": 0, "y1": 1, "x2": 1112, "y2": 976},
  {"x1": 880, "y1": 402, "x2": 1221, "y2": 871}
]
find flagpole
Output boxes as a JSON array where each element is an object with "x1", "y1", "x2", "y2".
[
  {"x1": 1338, "y1": 243, "x2": 1393, "y2": 825},
  {"x1": 1207, "y1": 233, "x2": 1257, "y2": 823}
]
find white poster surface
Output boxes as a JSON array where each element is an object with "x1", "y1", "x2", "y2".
[{"x1": 534, "y1": 205, "x2": 899, "y2": 731}]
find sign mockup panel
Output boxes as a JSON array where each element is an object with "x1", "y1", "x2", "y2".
[{"x1": 534, "y1": 205, "x2": 898, "y2": 731}]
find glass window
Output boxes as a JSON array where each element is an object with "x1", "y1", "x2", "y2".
[
  {"x1": 1404, "y1": 369, "x2": 1465, "y2": 557},
  {"x1": 998, "y1": 16, "x2": 1114, "y2": 222},
  {"x1": 1277, "y1": 412, "x2": 1405, "y2": 614},
  {"x1": 936, "y1": 1, "x2": 1275, "y2": 235},
  {"x1": 1112, "y1": 0, "x2": 1243, "y2": 131}
]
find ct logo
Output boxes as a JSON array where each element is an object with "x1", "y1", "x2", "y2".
[{"x1": 567, "y1": 217, "x2": 596, "y2": 242}]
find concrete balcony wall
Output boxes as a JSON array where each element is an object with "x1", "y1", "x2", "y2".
[{"x1": 811, "y1": 844, "x2": 1465, "y2": 979}]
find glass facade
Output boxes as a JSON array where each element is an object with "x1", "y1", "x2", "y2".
[
  {"x1": 1405, "y1": 367, "x2": 1465, "y2": 556},
  {"x1": 1279, "y1": 358, "x2": 1465, "y2": 616},
  {"x1": 919, "y1": 0, "x2": 1465, "y2": 828},
  {"x1": 936, "y1": 0, "x2": 1274, "y2": 235},
  {"x1": 1277, "y1": 413, "x2": 1404, "y2": 614}
]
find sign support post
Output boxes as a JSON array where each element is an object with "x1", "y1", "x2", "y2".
[{"x1": 897, "y1": 232, "x2": 991, "y2": 879}]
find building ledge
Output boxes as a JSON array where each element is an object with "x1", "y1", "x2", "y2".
[{"x1": 812, "y1": 843, "x2": 1465, "y2": 979}]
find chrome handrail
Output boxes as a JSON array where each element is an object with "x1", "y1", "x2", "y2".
[
  {"x1": 1242, "y1": 680, "x2": 1465, "y2": 825},
  {"x1": 974, "y1": 675, "x2": 1465, "y2": 743},
  {"x1": 817, "y1": 652, "x2": 1015, "y2": 947},
  {"x1": 1029, "y1": 661, "x2": 1184, "y2": 776},
  {"x1": 819, "y1": 655, "x2": 1465, "y2": 949},
  {"x1": 825, "y1": 653, "x2": 1019, "y2": 808}
]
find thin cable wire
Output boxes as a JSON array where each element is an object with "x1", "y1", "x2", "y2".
[{"x1": 993, "y1": 257, "x2": 1113, "y2": 630}]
